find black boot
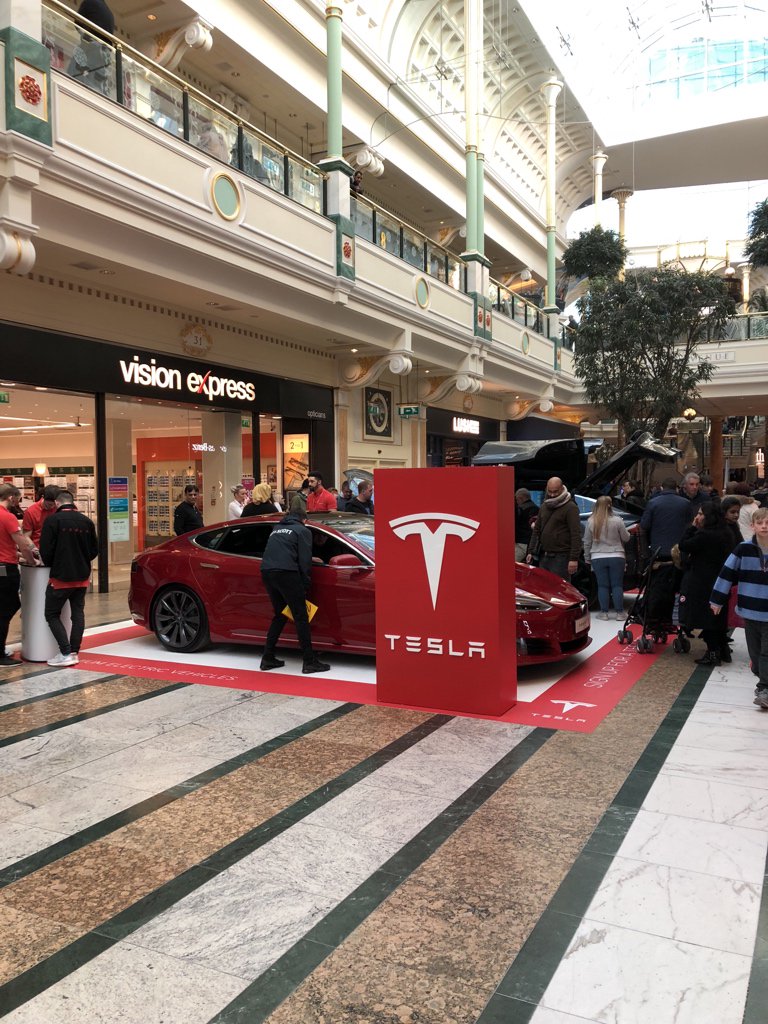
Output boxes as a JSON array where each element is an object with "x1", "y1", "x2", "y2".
[
  {"x1": 719, "y1": 645, "x2": 732, "y2": 664},
  {"x1": 695, "y1": 650, "x2": 721, "y2": 666},
  {"x1": 303, "y1": 654, "x2": 331, "y2": 674},
  {"x1": 260, "y1": 655, "x2": 285, "y2": 671}
]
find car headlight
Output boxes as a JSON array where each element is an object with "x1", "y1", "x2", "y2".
[{"x1": 516, "y1": 589, "x2": 552, "y2": 612}]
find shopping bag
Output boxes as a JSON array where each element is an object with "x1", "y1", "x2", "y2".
[{"x1": 282, "y1": 600, "x2": 318, "y2": 623}]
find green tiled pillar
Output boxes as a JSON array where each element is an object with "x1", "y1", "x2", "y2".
[{"x1": 0, "y1": 3, "x2": 52, "y2": 273}]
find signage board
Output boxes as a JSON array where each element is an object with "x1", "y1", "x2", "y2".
[
  {"x1": 107, "y1": 476, "x2": 130, "y2": 542},
  {"x1": 374, "y1": 466, "x2": 516, "y2": 716},
  {"x1": 398, "y1": 405, "x2": 420, "y2": 417},
  {"x1": 0, "y1": 392, "x2": 9, "y2": 404}
]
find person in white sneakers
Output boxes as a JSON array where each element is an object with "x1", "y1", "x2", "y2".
[
  {"x1": 39, "y1": 491, "x2": 98, "y2": 667},
  {"x1": 584, "y1": 495, "x2": 630, "y2": 621}
]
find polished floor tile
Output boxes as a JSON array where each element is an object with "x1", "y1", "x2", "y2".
[
  {"x1": 642, "y1": 772, "x2": 768, "y2": 830},
  {"x1": 617, "y1": 809, "x2": 767, "y2": 883},
  {"x1": 585, "y1": 855, "x2": 761, "y2": 955},
  {"x1": 2, "y1": 940, "x2": 249, "y2": 1024},
  {"x1": 540, "y1": 921, "x2": 750, "y2": 1024}
]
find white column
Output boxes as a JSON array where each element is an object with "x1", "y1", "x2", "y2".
[
  {"x1": 591, "y1": 150, "x2": 608, "y2": 227},
  {"x1": 0, "y1": 0, "x2": 41, "y2": 37},
  {"x1": 201, "y1": 411, "x2": 243, "y2": 524}
]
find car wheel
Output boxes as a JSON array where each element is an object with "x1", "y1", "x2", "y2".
[{"x1": 152, "y1": 586, "x2": 210, "y2": 653}]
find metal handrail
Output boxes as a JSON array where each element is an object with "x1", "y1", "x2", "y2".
[
  {"x1": 350, "y1": 194, "x2": 463, "y2": 289},
  {"x1": 43, "y1": 0, "x2": 324, "y2": 179}
]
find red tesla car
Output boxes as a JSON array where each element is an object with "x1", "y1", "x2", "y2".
[{"x1": 128, "y1": 513, "x2": 590, "y2": 665}]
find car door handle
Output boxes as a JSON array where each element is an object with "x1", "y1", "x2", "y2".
[{"x1": 200, "y1": 562, "x2": 220, "y2": 569}]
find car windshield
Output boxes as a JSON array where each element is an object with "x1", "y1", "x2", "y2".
[{"x1": 308, "y1": 513, "x2": 376, "y2": 554}]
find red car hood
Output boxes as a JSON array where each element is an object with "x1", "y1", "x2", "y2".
[{"x1": 514, "y1": 561, "x2": 585, "y2": 606}]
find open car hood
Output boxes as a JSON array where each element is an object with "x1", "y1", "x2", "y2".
[{"x1": 578, "y1": 432, "x2": 679, "y2": 497}]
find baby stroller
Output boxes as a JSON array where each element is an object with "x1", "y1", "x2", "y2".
[{"x1": 617, "y1": 550, "x2": 690, "y2": 654}]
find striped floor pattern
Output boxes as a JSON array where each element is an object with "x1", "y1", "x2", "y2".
[{"x1": 0, "y1": 630, "x2": 765, "y2": 1024}]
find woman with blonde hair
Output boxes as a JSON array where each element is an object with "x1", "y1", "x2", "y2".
[
  {"x1": 583, "y1": 495, "x2": 630, "y2": 620},
  {"x1": 241, "y1": 482, "x2": 278, "y2": 518}
]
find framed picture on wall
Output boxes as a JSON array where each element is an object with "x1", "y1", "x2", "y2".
[
  {"x1": 363, "y1": 386, "x2": 393, "y2": 441},
  {"x1": 267, "y1": 465, "x2": 277, "y2": 486}
]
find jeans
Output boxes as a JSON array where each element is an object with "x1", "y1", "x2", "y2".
[
  {"x1": 592, "y1": 557, "x2": 625, "y2": 613},
  {"x1": 261, "y1": 569, "x2": 314, "y2": 661},
  {"x1": 44, "y1": 585, "x2": 86, "y2": 654},
  {"x1": 0, "y1": 566, "x2": 21, "y2": 652},
  {"x1": 539, "y1": 552, "x2": 571, "y2": 581},
  {"x1": 744, "y1": 619, "x2": 768, "y2": 689}
]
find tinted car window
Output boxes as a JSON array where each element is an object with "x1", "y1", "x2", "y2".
[
  {"x1": 193, "y1": 528, "x2": 227, "y2": 550},
  {"x1": 215, "y1": 523, "x2": 274, "y2": 557},
  {"x1": 309, "y1": 528, "x2": 362, "y2": 563}
]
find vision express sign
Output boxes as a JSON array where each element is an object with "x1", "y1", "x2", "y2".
[{"x1": 0, "y1": 324, "x2": 336, "y2": 414}]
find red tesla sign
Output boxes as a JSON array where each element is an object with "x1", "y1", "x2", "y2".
[{"x1": 375, "y1": 466, "x2": 517, "y2": 716}]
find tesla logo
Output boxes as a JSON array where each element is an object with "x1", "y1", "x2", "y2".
[
  {"x1": 388, "y1": 513, "x2": 480, "y2": 609},
  {"x1": 550, "y1": 700, "x2": 597, "y2": 714}
]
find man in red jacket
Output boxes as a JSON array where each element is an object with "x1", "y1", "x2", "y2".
[{"x1": 306, "y1": 471, "x2": 337, "y2": 513}]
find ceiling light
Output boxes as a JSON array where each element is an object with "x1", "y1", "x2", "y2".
[
  {"x1": 0, "y1": 382, "x2": 16, "y2": 387},
  {"x1": 206, "y1": 301, "x2": 221, "y2": 307},
  {"x1": 351, "y1": 347, "x2": 358, "y2": 353},
  {"x1": 35, "y1": 387, "x2": 48, "y2": 391},
  {"x1": 99, "y1": 269, "x2": 115, "y2": 275},
  {"x1": 147, "y1": 13, "x2": 157, "y2": 21}
]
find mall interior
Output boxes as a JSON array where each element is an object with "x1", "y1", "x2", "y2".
[{"x1": 1, "y1": 1, "x2": 768, "y2": 1022}]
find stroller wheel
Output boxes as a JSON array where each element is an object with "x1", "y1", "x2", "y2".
[
  {"x1": 681, "y1": 637, "x2": 691, "y2": 654},
  {"x1": 617, "y1": 628, "x2": 633, "y2": 645},
  {"x1": 672, "y1": 637, "x2": 683, "y2": 653},
  {"x1": 637, "y1": 636, "x2": 653, "y2": 654}
]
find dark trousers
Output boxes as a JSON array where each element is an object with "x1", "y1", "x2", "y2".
[
  {"x1": 539, "y1": 552, "x2": 571, "y2": 581},
  {"x1": 0, "y1": 566, "x2": 21, "y2": 652},
  {"x1": 744, "y1": 618, "x2": 768, "y2": 690},
  {"x1": 261, "y1": 569, "x2": 313, "y2": 660},
  {"x1": 44, "y1": 586, "x2": 87, "y2": 655}
]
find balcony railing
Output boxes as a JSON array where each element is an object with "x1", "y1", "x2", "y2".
[
  {"x1": 724, "y1": 312, "x2": 768, "y2": 341},
  {"x1": 42, "y1": 0, "x2": 324, "y2": 215},
  {"x1": 488, "y1": 279, "x2": 568, "y2": 344},
  {"x1": 350, "y1": 196, "x2": 465, "y2": 291}
]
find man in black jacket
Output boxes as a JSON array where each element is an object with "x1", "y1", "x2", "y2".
[
  {"x1": 260, "y1": 511, "x2": 330, "y2": 674},
  {"x1": 345, "y1": 481, "x2": 374, "y2": 515},
  {"x1": 39, "y1": 491, "x2": 99, "y2": 667},
  {"x1": 173, "y1": 485, "x2": 203, "y2": 536}
]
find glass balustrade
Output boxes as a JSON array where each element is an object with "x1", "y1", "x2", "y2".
[
  {"x1": 489, "y1": 279, "x2": 554, "y2": 339},
  {"x1": 42, "y1": 1, "x2": 325, "y2": 217}
]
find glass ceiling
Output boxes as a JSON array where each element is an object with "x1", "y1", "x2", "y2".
[{"x1": 519, "y1": 0, "x2": 768, "y2": 144}]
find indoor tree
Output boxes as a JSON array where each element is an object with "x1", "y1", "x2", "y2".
[
  {"x1": 746, "y1": 198, "x2": 768, "y2": 270},
  {"x1": 562, "y1": 226, "x2": 628, "y2": 281},
  {"x1": 573, "y1": 266, "x2": 736, "y2": 441}
]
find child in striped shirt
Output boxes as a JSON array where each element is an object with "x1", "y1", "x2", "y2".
[{"x1": 710, "y1": 506, "x2": 768, "y2": 709}]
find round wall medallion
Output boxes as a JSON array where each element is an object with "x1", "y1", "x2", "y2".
[
  {"x1": 415, "y1": 277, "x2": 430, "y2": 308},
  {"x1": 522, "y1": 332, "x2": 530, "y2": 354},
  {"x1": 210, "y1": 173, "x2": 241, "y2": 221}
]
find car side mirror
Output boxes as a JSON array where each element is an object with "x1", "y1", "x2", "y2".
[{"x1": 328, "y1": 554, "x2": 363, "y2": 567}]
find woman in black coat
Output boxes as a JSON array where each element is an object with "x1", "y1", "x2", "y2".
[
  {"x1": 241, "y1": 482, "x2": 279, "y2": 518},
  {"x1": 678, "y1": 501, "x2": 734, "y2": 665}
]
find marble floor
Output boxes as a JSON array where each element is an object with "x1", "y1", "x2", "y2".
[{"x1": 0, "y1": 617, "x2": 765, "y2": 1024}]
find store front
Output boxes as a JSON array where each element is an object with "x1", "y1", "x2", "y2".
[
  {"x1": 0, "y1": 324, "x2": 334, "y2": 590},
  {"x1": 426, "y1": 408, "x2": 500, "y2": 467}
]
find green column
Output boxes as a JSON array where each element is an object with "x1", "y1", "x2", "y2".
[
  {"x1": 325, "y1": 4, "x2": 343, "y2": 162},
  {"x1": 476, "y1": 152, "x2": 485, "y2": 258},
  {"x1": 465, "y1": 147, "x2": 478, "y2": 253}
]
